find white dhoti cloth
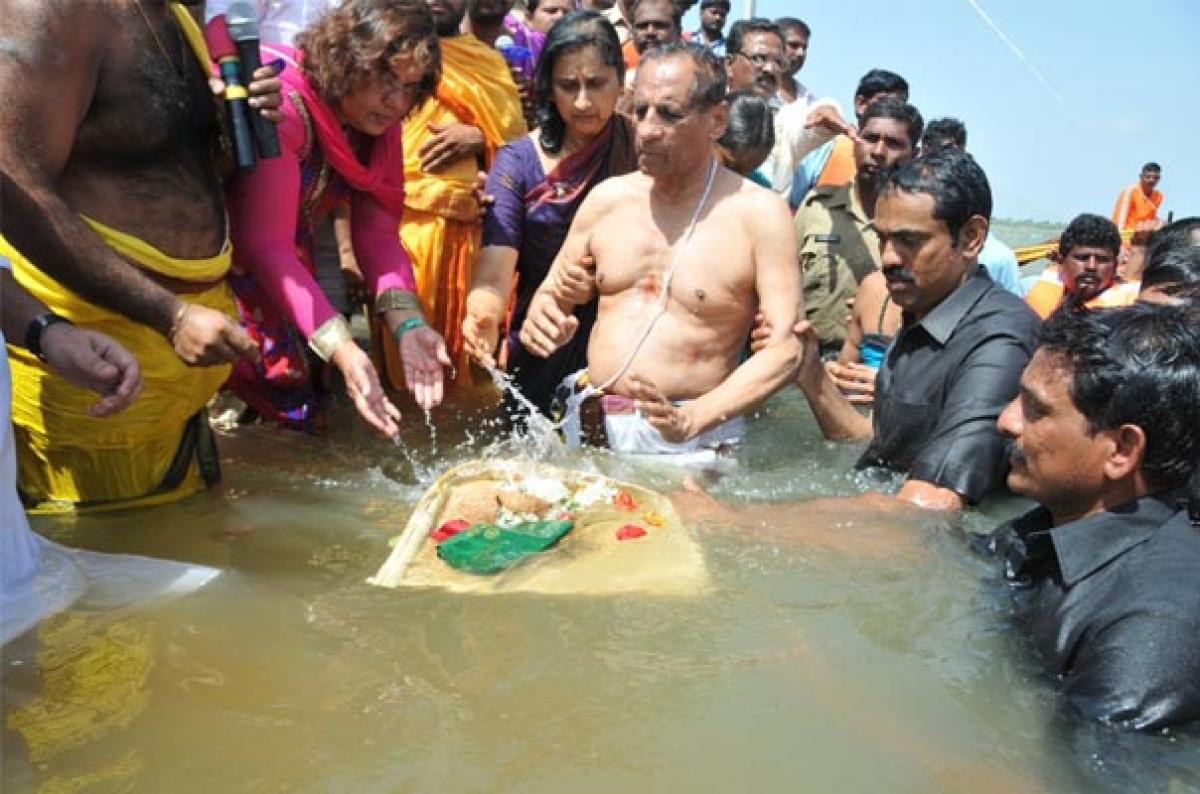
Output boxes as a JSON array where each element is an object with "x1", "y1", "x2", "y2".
[{"x1": 558, "y1": 371, "x2": 744, "y2": 465}]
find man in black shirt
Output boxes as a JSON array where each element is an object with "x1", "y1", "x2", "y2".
[
  {"x1": 796, "y1": 148, "x2": 1039, "y2": 509},
  {"x1": 988, "y1": 303, "x2": 1200, "y2": 730}
]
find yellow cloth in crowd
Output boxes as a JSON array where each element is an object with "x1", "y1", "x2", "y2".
[
  {"x1": 1024, "y1": 264, "x2": 1140, "y2": 320},
  {"x1": 395, "y1": 33, "x2": 526, "y2": 387},
  {"x1": 2, "y1": 219, "x2": 236, "y2": 512},
  {"x1": 1111, "y1": 184, "x2": 1163, "y2": 232}
]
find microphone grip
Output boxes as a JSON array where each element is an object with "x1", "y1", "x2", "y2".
[
  {"x1": 235, "y1": 40, "x2": 281, "y2": 159},
  {"x1": 219, "y1": 58, "x2": 257, "y2": 171}
]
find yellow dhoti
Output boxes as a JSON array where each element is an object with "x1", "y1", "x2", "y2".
[{"x1": 2, "y1": 219, "x2": 236, "y2": 512}]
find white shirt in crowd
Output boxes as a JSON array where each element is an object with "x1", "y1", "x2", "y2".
[
  {"x1": 205, "y1": 0, "x2": 342, "y2": 46},
  {"x1": 764, "y1": 80, "x2": 842, "y2": 198}
]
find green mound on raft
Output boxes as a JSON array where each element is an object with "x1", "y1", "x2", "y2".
[{"x1": 437, "y1": 520, "x2": 574, "y2": 575}]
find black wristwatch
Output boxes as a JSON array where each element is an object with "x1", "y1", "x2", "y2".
[{"x1": 25, "y1": 312, "x2": 73, "y2": 362}]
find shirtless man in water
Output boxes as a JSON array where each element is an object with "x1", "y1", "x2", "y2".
[
  {"x1": 517, "y1": 43, "x2": 801, "y2": 456},
  {"x1": 0, "y1": 0, "x2": 312, "y2": 507}
]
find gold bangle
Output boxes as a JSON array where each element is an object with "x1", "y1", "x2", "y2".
[
  {"x1": 374, "y1": 288, "x2": 422, "y2": 315},
  {"x1": 308, "y1": 315, "x2": 355, "y2": 362}
]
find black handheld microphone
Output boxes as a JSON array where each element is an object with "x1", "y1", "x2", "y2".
[
  {"x1": 206, "y1": 16, "x2": 256, "y2": 171},
  {"x1": 226, "y1": 1, "x2": 281, "y2": 160}
]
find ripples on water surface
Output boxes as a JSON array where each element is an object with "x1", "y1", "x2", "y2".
[{"x1": 4, "y1": 387, "x2": 1199, "y2": 793}]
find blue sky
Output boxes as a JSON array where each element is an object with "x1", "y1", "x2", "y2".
[{"x1": 684, "y1": 0, "x2": 1198, "y2": 223}]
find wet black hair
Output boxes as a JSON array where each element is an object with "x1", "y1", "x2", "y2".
[
  {"x1": 1144, "y1": 216, "x2": 1200, "y2": 268},
  {"x1": 920, "y1": 116, "x2": 967, "y2": 153},
  {"x1": 1057, "y1": 213, "x2": 1121, "y2": 258},
  {"x1": 1038, "y1": 303, "x2": 1200, "y2": 492},
  {"x1": 1142, "y1": 246, "x2": 1200, "y2": 303},
  {"x1": 726, "y1": 18, "x2": 782, "y2": 57},
  {"x1": 860, "y1": 95, "x2": 923, "y2": 151},
  {"x1": 775, "y1": 16, "x2": 810, "y2": 38},
  {"x1": 855, "y1": 68, "x2": 908, "y2": 102},
  {"x1": 639, "y1": 40, "x2": 727, "y2": 110},
  {"x1": 535, "y1": 10, "x2": 624, "y2": 154},
  {"x1": 718, "y1": 90, "x2": 774, "y2": 163},
  {"x1": 879, "y1": 147, "x2": 991, "y2": 244}
]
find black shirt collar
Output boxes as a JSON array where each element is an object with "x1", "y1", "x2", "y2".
[
  {"x1": 903, "y1": 266, "x2": 991, "y2": 346},
  {"x1": 1011, "y1": 493, "x2": 1179, "y2": 587},
  {"x1": 1050, "y1": 494, "x2": 1177, "y2": 586}
]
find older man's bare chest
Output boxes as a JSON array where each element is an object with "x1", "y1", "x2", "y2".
[{"x1": 590, "y1": 199, "x2": 755, "y2": 318}]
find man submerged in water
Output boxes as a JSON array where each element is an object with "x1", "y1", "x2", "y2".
[
  {"x1": 987, "y1": 303, "x2": 1200, "y2": 731},
  {"x1": 518, "y1": 42, "x2": 801, "y2": 460}
]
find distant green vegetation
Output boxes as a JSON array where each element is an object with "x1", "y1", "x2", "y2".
[{"x1": 992, "y1": 218, "x2": 1062, "y2": 249}]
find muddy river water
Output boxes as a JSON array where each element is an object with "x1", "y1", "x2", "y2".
[{"x1": 4, "y1": 386, "x2": 1198, "y2": 793}]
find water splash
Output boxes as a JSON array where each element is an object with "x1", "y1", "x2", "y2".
[
  {"x1": 389, "y1": 433, "x2": 437, "y2": 485},
  {"x1": 422, "y1": 408, "x2": 438, "y2": 458},
  {"x1": 481, "y1": 363, "x2": 568, "y2": 459}
]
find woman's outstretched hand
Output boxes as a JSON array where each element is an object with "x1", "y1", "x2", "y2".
[
  {"x1": 331, "y1": 342, "x2": 401, "y2": 437},
  {"x1": 400, "y1": 325, "x2": 451, "y2": 410}
]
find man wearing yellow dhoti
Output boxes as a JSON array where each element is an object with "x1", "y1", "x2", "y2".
[
  {"x1": 390, "y1": 0, "x2": 526, "y2": 386},
  {"x1": 0, "y1": 1, "x2": 280, "y2": 510}
]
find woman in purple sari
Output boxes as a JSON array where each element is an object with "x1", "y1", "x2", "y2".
[{"x1": 462, "y1": 10, "x2": 635, "y2": 417}]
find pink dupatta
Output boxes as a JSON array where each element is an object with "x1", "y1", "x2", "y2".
[{"x1": 265, "y1": 45, "x2": 407, "y2": 215}]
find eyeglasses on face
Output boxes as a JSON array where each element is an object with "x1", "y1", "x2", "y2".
[{"x1": 731, "y1": 51, "x2": 784, "y2": 71}]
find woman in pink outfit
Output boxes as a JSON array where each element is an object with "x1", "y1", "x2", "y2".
[{"x1": 226, "y1": 0, "x2": 449, "y2": 435}]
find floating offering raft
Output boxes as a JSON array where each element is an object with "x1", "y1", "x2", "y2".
[{"x1": 369, "y1": 460, "x2": 710, "y2": 595}]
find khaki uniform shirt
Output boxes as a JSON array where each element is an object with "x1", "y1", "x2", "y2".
[{"x1": 794, "y1": 182, "x2": 880, "y2": 347}]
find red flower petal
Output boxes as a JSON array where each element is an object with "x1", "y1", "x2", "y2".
[
  {"x1": 432, "y1": 519, "x2": 471, "y2": 543},
  {"x1": 616, "y1": 524, "x2": 647, "y2": 541},
  {"x1": 614, "y1": 491, "x2": 638, "y2": 511}
]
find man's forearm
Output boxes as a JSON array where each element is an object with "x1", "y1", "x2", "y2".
[
  {"x1": 1, "y1": 267, "x2": 47, "y2": 342},
  {"x1": 1, "y1": 171, "x2": 180, "y2": 336},
  {"x1": 686, "y1": 337, "x2": 801, "y2": 437},
  {"x1": 798, "y1": 362, "x2": 873, "y2": 442}
]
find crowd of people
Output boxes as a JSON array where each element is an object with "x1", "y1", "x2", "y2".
[{"x1": 2, "y1": 0, "x2": 1199, "y2": 736}]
